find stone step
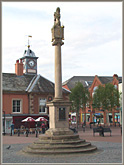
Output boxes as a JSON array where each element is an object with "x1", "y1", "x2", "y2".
[
  {"x1": 23, "y1": 145, "x2": 97, "y2": 154},
  {"x1": 28, "y1": 142, "x2": 91, "y2": 150},
  {"x1": 38, "y1": 134, "x2": 79, "y2": 141},
  {"x1": 34, "y1": 139, "x2": 86, "y2": 145}
]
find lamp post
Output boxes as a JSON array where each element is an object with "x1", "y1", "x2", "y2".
[{"x1": 3, "y1": 111, "x2": 5, "y2": 136}]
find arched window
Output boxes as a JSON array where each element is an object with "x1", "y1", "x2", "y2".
[
  {"x1": 93, "y1": 86, "x2": 98, "y2": 91},
  {"x1": 92, "y1": 86, "x2": 98, "y2": 97}
]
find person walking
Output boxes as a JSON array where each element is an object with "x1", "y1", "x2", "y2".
[
  {"x1": 82, "y1": 120, "x2": 86, "y2": 132},
  {"x1": 41, "y1": 122, "x2": 46, "y2": 134},
  {"x1": 10, "y1": 122, "x2": 14, "y2": 136}
]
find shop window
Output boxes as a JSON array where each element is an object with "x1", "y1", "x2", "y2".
[
  {"x1": 12, "y1": 100, "x2": 22, "y2": 113},
  {"x1": 86, "y1": 114, "x2": 90, "y2": 122},
  {"x1": 39, "y1": 98, "x2": 47, "y2": 113}
]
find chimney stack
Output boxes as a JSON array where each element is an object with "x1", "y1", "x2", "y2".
[{"x1": 15, "y1": 59, "x2": 23, "y2": 76}]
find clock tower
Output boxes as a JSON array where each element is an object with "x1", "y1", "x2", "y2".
[{"x1": 20, "y1": 37, "x2": 38, "y2": 75}]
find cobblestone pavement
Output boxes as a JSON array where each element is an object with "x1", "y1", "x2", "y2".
[
  {"x1": 2, "y1": 141, "x2": 122, "y2": 164},
  {"x1": 2, "y1": 125, "x2": 122, "y2": 164}
]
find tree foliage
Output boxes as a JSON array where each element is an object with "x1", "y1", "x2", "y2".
[
  {"x1": 69, "y1": 82, "x2": 91, "y2": 126},
  {"x1": 93, "y1": 83, "x2": 120, "y2": 111}
]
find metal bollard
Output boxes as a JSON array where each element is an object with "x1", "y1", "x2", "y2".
[
  {"x1": 83, "y1": 125, "x2": 85, "y2": 132},
  {"x1": 10, "y1": 129, "x2": 12, "y2": 136},
  {"x1": 36, "y1": 129, "x2": 38, "y2": 138},
  {"x1": 18, "y1": 129, "x2": 20, "y2": 136},
  {"x1": 26, "y1": 129, "x2": 28, "y2": 137}
]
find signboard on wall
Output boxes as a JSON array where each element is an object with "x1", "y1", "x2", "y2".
[{"x1": 59, "y1": 108, "x2": 66, "y2": 120}]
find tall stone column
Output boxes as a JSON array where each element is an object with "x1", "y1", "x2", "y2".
[
  {"x1": 51, "y1": 7, "x2": 64, "y2": 100},
  {"x1": 46, "y1": 7, "x2": 72, "y2": 135},
  {"x1": 55, "y1": 43, "x2": 62, "y2": 99}
]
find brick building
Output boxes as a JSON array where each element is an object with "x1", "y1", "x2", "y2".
[
  {"x1": 63, "y1": 75, "x2": 122, "y2": 126},
  {"x1": 2, "y1": 46, "x2": 70, "y2": 134}
]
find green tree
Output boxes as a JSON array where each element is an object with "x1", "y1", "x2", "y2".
[
  {"x1": 93, "y1": 83, "x2": 120, "y2": 122},
  {"x1": 69, "y1": 82, "x2": 91, "y2": 128},
  {"x1": 105, "y1": 83, "x2": 120, "y2": 111},
  {"x1": 92, "y1": 85, "x2": 105, "y2": 110},
  {"x1": 81, "y1": 86, "x2": 91, "y2": 123}
]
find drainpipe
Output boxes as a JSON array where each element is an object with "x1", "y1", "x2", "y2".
[{"x1": 3, "y1": 111, "x2": 5, "y2": 135}]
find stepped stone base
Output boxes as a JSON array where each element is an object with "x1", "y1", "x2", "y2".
[{"x1": 23, "y1": 130, "x2": 97, "y2": 155}]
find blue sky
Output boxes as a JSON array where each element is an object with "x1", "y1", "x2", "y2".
[{"x1": 2, "y1": 2, "x2": 122, "y2": 83}]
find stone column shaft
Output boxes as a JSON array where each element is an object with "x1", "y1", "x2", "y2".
[{"x1": 55, "y1": 44, "x2": 62, "y2": 99}]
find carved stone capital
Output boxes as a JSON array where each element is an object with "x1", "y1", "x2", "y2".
[{"x1": 52, "y1": 39, "x2": 64, "y2": 46}]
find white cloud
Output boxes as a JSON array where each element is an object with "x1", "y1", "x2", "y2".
[{"x1": 2, "y1": 2, "x2": 122, "y2": 82}]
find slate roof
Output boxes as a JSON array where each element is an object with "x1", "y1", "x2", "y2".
[
  {"x1": 2, "y1": 73, "x2": 69, "y2": 94},
  {"x1": 2, "y1": 73, "x2": 35, "y2": 92},
  {"x1": 98, "y1": 77, "x2": 113, "y2": 84},
  {"x1": 26, "y1": 74, "x2": 55, "y2": 93},
  {"x1": 99, "y1": 76, "x2": 122, "y2": 84},
  {"x1": 63, "y1": 76, "x2": 95, "y2": 90},
  {"x1": 63, "y1": 76, "x2": 122, "y2": 90}
]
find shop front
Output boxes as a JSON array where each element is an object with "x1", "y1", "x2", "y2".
[
  {"x1": 82, "y1": 113, "x2": 90, "y2": 124},
  {"x1": 93, "y1": 113, "x2": 104, "y2": 124},
  {"x1": 2, "y1": 115, "x2": 13, "y2": 134},
  {"x1": 13, "y1": 114, "x2": 49, "y2": 129},
  {"x1": 115, "y1": 113, "x2": 120, "y2": 123}
]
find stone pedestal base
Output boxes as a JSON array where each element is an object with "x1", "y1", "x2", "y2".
[
  {"x1": 23, "y1": 133, "x2": 97, "y2": 155},
  {"x1": 45, "y1": 128, "x2": 73, "y2": 136},
  {"x1": 46, "y1": 98, "x2": 72, "y2": 129}
]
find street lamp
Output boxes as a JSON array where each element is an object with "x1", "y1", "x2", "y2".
[{"x1": 3, "y1": 111, "x2": 5, "y2": 135}]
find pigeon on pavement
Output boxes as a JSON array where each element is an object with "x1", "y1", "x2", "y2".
[{"x1": 6, "y1": 145, "x2": 11, "y2": 149}]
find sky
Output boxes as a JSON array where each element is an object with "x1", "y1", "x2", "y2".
[{"x1": 2, "y1": 2, "x2": 122, "y2": 83}]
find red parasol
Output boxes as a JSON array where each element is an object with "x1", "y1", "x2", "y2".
[
  {"x1": 21, "y1": 117, "x2": 36, "y2": 122},
  {"x1": 35, "y1": 117, "x2": 48, "y2": 122}
]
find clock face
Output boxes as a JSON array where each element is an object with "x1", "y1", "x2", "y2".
[{"x1": 28, "y1": 60, "x2": 34, "y2": 67}]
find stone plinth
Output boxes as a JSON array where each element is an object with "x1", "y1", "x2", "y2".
[{"x1": 46, "y1": 98, "x2": 73, "y2": 135}]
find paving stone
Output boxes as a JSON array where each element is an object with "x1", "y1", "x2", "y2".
[{"x1": 2, "y1": 141, "x2": 122, "y2": 163}]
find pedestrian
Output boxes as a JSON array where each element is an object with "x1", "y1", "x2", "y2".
[
  {"x1": 17, "y1": 127, "x2": 20, "y2": 136},
  {"x1": 82, "y1": 120, "x2": 86, "y2": 132},
  {"x1": 26, "y1": 127, "x2": 29, "y2": 137},
  {"x1": 41, "y1": 122, "x2": 45, "y2": 134},
  {"x1": 10, "y1": 122, "x2": 14, "y2": 136}
]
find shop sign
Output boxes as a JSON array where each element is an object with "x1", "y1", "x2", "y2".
[
  {"x1": 115, "y1": 113, "x2": 120, "y2": 115},
  {"x1": 95, "y1": 113, "x2": 101, "y2": 116}
]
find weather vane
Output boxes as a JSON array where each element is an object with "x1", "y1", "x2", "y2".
[{"x1": 25, "y1": 35, "x2": 32, "y2": 48}]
